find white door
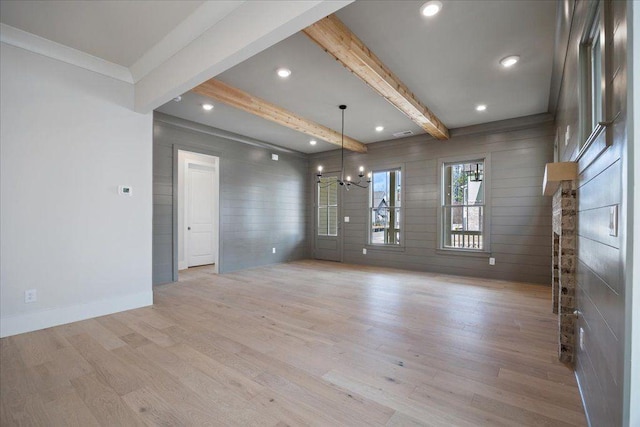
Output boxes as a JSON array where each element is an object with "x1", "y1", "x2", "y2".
[{"x1": 187, "y1": 164, "x2": 216, "y2": 267}]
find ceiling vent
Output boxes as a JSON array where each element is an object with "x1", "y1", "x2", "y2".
[{"x1": 392, "y1": 130, "x2": 414, "y2": 138}]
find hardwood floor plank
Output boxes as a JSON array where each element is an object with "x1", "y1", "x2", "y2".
[
  {"x1": 0, "y1": 261, "x2": 586, "y2": 426},
  {"x1": 71, "y1": 373, "x2": 145, "y2": 427},
  {"x1": 66, "y1": 333, "x2": 144, "y2": 396},
  {"x1": 44, "y1": 388, "x2": 101, "y2": 427}
]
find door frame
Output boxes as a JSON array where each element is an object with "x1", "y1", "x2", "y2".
[
  {"x1": 172, "y1": 146, "x2": 222, "y2": 281},
  {"x1": 313, "y1": 170, "x2": 343, "y2": 262},
  {"x1": 183, "y1": 156, "x2": 218, "y2": 270}
]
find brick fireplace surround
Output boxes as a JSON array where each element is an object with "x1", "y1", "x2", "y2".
[{"x1": 551, "y1": 180, "x2": 577, "y2": 364}]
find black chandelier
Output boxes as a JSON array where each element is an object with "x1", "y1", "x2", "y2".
[
  {"x1": 465, "y1": 162, "x2": 484, "y2": 182},
  {"x1": 316, "y1": 105, "x2": 370, "y2": 189}
]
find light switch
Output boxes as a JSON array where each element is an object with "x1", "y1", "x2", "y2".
[
  {"x1": 271, "y1": 154, "x2": 279, "y2": 161},
  {"x1": 118, "y1": 185, "x2": 132, "y2": 196},
  {"x1": 344, "y1": 216, "x2": 350, "y2": 223},
  {"x1": 609, "y1": 205, "x2": 618, "y2": 237}
]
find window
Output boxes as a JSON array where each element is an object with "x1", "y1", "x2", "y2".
[
  {"x1": 369, "y1": 169, "x2": 401, "y2": 245},
  {"x1": 580, "y1": 3, "x2": 604, "y2": 147},
  {"x1": 441, "y1": 160, "x2": 485, "y2": 250},
  {"x1": 317, "y1": 176, "x2": 338, "y2": 236}
]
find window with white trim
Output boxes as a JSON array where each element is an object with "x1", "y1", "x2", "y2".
[
  {"x1": 369, "y1": 169, "x2": 401, "y2": 245},
  {"x1": 580, "y1": 2, "x2": 604, "y2": 147},
  {"x1": 441, "y1": 160, "x2": 485, "y2": 250}
]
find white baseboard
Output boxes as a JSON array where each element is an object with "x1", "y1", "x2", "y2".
[{"x1": 0, "y1": 291, "x2": 153, "y2": 338}]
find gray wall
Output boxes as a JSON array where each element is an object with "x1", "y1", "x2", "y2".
[
  {"x1": 153, "y1": 113, "x2": 309, "y2": 284},
  {"x1": 308, "y1": 115, "x2": 555, "y2": 285},
  {"x1": 554, "y1": 1, "x2": 630, "y2": 425}
]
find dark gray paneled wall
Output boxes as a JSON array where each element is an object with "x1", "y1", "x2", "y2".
[
  {"x1": 308, "y1": 116, "x2": 555, "y2": 284},
  {"x1": 153, "y1": 115, "x2": 309, "y2": 284},
  {"x1": 554, "y1": 1, "x2": 630, "y2": 426}
]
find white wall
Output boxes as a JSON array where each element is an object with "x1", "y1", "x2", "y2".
[{"x1": 0, "y1": 42, "x2": 153, "y2": 337}]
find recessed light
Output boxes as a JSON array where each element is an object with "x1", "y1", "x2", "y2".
[
  {"x1": 375, "y1": 126, "x2": 384, "y2": 132},
  {"x1": 476, "y1": 104, "x2": 487, "y2": 112},
  {"x1": 420, "y1": 1, "x2": 442, "y2": 17},
  {"x1": 500, "y1": 55, "x2": 520, "y2": 68},
  {"x1": 276, "y1": 68, "x2": 292, "y2": 78},
  {"x1": 202, "y1": 103, "x2": 214, "y2": 111},
  {"x1": 309, "y1": 140, "x2": 317, "y2": 145}
]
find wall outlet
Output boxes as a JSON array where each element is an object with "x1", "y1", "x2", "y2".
[
  {"x1": 271, "y1": 154, "x2": 279, "y2": 161},
  {"x1": 272, "y1": 247, "x2": 276, "y2": 254},
  {"x1": 579, "y1": 327, "x2": 585, "y2": 351},
  {"x1": 362, "y1": 248, "x2": 367, "y2": 255},
  {"x1": 344, "y1": 216, "x2": 350, "y2": 223},
  {"x1": 25, "y1": 289, "x2": 37, "y2": 303},
  {"x1": 489, "y1": 257, "x2": 496, "y2": 265}
]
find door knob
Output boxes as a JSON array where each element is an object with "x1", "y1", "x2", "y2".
[{"x1": 188, "y1": 227, "x2": 191, "y2": 230}]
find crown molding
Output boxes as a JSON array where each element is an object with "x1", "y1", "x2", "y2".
[{"x1": 0, "y1": 23, "x2": 133, "y2": 83}]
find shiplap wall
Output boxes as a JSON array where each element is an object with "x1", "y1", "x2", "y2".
[
  {"x1": 308, "y1": 115, "x2": 555, "y2": 284},
  {"x1": 153, "y1": 114, "x2": 309, "y2": 284},
  {"x1": 554, "y1": 1, "x2": 630, "y2": 425}
]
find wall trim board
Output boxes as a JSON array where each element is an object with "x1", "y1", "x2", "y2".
[
  {"x1": 154, "y1": 112, "x2": 307, "y2": 158},
  {"x1": 0, "y1": 24, "x2": 133, "y2": 83},
  {"x1": 623, "y1": 2, "x2": 638, "y2": 426},
  {"x1": 0, "y1": 291, "x2": 153, "y2": 338}
]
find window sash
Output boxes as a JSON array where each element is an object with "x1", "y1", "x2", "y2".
[
  {"x1": 317, "y1": 177, "x2": 338, "y2": 236},
  {"x1": 441, "y1": 160, "x2": 485, "y2": 251},
  {"x1": 369, "y1": 169, "x2": 402, "y2": 246},
  {"x1": 442, "y1": 205, "x2": 485, "y2": 250}
]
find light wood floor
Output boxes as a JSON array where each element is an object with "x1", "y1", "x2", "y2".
[{"x1": 1, "y1": 260, "x2": 586, "y2": 426}]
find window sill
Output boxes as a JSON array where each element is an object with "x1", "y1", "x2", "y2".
[
  {"x1": 365, "y1": 244, "x2": 405, "y2": 253},
  {"x1": 436, "y1": 248, "x2": 490, "y2": 258}
]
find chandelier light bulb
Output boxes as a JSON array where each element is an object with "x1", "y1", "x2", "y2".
[
  {"x1": 346, "y1": 176, "x2": 351, "y2": 182},
  {"x1": 317, "y1": 165, "x2": 323, "y2": 172}
]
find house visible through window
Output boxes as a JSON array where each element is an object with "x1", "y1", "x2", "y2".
[
  {"x1": 442, "y1": 161, "x2": 484, "y2": 250},
  {"x1": 369, "y1": 169, "x2": 401, "y2": 245},
  {"x1": 318, "y1": 176, "x2": 338, "y2": 236}
]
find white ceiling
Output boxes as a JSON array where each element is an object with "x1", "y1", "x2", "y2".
[
  {"x1": 157, "y1": 0, "x2": 557, "y2": 153},
  {"x1": 0, "y1": 0, "x2": 207, "y2": 67},
  {"x1": 1, "y1": 0, "x2": 557, "y2": 154}
]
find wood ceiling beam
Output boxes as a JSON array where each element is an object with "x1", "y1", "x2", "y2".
[
  {"x1": 303, "y1": 14, "x2": 450, "y2": 140},
  {"x1": 192, "y1": 79, "x2": 367, "y2": 153}
]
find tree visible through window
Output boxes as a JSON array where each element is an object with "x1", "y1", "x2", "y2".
[
  {"x1": 369, "y1": 169, "x2": 401, "y2": 245},
  {"x1": 442, "y1": 161, "x2": 484, "y2": 250}
]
